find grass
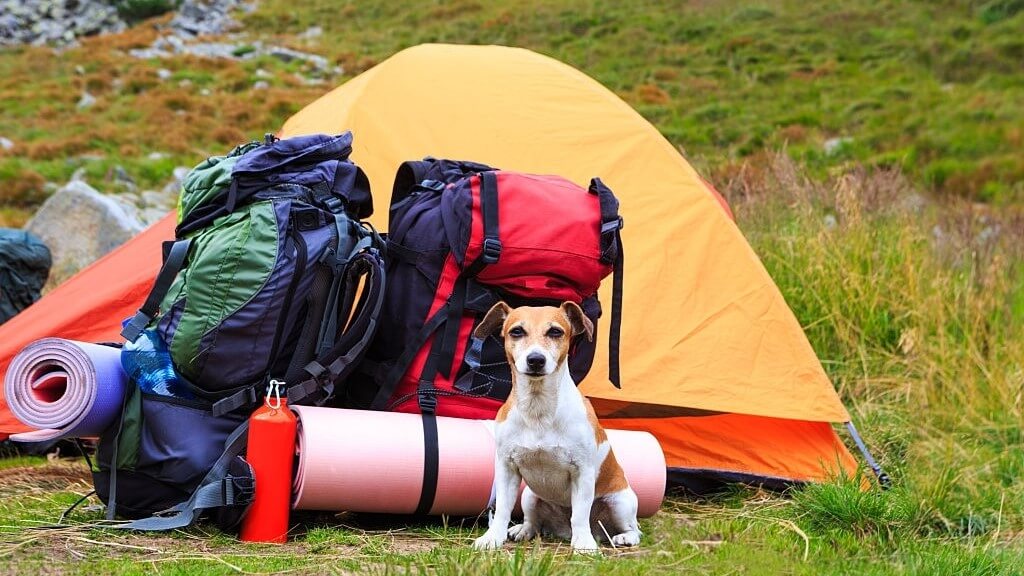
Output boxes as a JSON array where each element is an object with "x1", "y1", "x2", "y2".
[{"x1": 1, "y1": 0, "x2": 1023, "y2": 573}]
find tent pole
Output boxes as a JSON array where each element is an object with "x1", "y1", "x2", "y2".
[{"x1": 845, "y1": 421, "x2": 891, "y2": 489}]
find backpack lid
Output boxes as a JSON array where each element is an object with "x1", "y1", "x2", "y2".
[{"x1": 233, "y1": 132, "x2": 373, "y2": 218}]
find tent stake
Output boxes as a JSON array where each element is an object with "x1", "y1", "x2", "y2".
[{"x1": 845, "y1": 421, "x2": 891, "y2": 489}]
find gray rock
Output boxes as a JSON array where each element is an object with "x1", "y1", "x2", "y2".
[
  {"x1": 301, "y1": 26, "x2": 323, "y2": 39},
  {"x1": 148, "y1": 151, "x2": 168, "y2": 160},
  {"x1": 141, "y1": 207, "x2": 171, "y2": 226},
  {"x1": 267, "y1": 46, "x2": 329, "y2": 71},
  {"x1": 112, "y1": 165, "x2": 135, "y2": 185},
  {"x1": 0, "y1": 0, "x2": 126, "y2": 47},
  {"x1": 161, "y1": 166, "x2": 191, "y2": 196},
  {"x1": 253, "y1": 80, "x2": 269, "y2": 90},
  {"x1": 157, "y1": 68, "x2": 173, "y2": 80},
  {"x1": 255, "y1": 68, "x2": 273, "y2": 79},
  {"x1": 24, "y1": 180, "x2": 144, "y2": 287},
  {"x1": 0, "y1": 137, "x2": 13, "y2": 151},
  {"x1": 142, "y1": 189, "x2": 175, "y2": 209},
  {"x1": 77, "y1": 91, "x2": 96, "y2": 109}
]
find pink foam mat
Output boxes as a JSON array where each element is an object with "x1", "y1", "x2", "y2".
[{"x1": 291, "y1": 406, "x2": 665, "y2": 517}]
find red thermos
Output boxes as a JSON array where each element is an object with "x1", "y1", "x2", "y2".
[{"x1": 240, "y1": 392, "x2": 297, "y2": 543}]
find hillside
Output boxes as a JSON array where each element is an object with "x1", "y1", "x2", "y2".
[{"x1": 1, "y1": 0, "x2": 1023, "y2": 230}]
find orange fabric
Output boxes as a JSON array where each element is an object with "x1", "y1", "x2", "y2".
[
  {"x1": 0, "y1": 214, "x2": 176, "y2": 438},
  {"x1": 282, "y1": 44, "x2": 849, "y2": 422},
  {"x1": 595, "y1": 408, "x2": 858, "y2": 483}
]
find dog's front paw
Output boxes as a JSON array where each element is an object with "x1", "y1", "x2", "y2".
[
  {"x1": 611, "y1": 530, "x2": 641, "y2": 547},
  {"x1": 508, "y1": 523, "x2": 537, "y2": 542},
  {"x1": 473, "y1": 530, "x2": 507, "y2": 551},
  {"x1": 571, "y1": 534, "x2": 602, "y2": 555}
]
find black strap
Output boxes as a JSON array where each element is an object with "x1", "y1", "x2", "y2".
[
  {"x1": 121, "y1": 239, "x2": 192, "y2": 342},
  {"x1": 590, "y1": 178, "x2": 624, "y2": 389},
  {"x1": 414, "y1": 413, "x2": 440, "y2": 516},
  {"x1": 608, "y1": 236, "x2": 623, "y2": 388},
  {"x1": 211, "y1": 386, "x2": 258, "y2": 418},
  {"x1": 370, "y1": 307, "x2": 449, "y2": 410},
  {"x1": 283, "y1": 257, "x2": 334, "y2": 386},
  {"x1": 289, "y1": 249, "x2": 386, "y2": 406},
  {"x1": 464, "y1": 171, "x2": 501, "y2": 277}
]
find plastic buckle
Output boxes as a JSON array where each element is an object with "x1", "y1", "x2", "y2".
[
  {"x1": 601, "y1": 216, "x2": 624, "y2": 234},
  {"x1": 322, "y1": 196, "x2": 345, "y2": 213},
  {"x1": 120, "y1": 311, "x2": 151, "y2": 342},
  {"x1": 419, "y1": 179, "x2": 445, "y2": 192},
  {"x1": 481, "y1": 237, "x2": 502, "y2": 264},
  {"x1": 318, "y1": 248, "x2": 347, "y2": 271},
  {"x1": 229, "y1": 475, "x2": 256, "y2": 505},
  {"x1": 418, "y1": 385, "x2": 438, "y2": 414}
]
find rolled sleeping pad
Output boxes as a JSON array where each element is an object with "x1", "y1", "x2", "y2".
[
  {"x1": 291, "y1": 406, "x2": 666, "y2": 517},
  {"x1": 4, "y1": 338, "x2": 127, "y2": 442}
]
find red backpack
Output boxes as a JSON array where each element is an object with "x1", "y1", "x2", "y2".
[{"x1": 345, "y1": 159, "x2": 623, "y2": 421}]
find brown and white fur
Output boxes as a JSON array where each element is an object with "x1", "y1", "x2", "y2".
[{"x1": 472, "y1": 302, "x2": 641, "y2": 554}]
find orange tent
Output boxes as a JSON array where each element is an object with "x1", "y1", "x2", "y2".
[{"x1": 1, "y1": 44, "x2": 877, "y2": 490}]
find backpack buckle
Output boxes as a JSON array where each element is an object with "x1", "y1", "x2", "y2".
[
  {"x1": 418, "y1": 385, "x2": 438, "y2": 414},
  {"x1": 226, "y1": 474, "x2": 256, "y2": 505},
  {"x1": 481, "y1": 238, "x2": 502, "y2": 264},
  {"x1": 120, "y1": 310, "x2": 152, "y2": 343},
  {"x1": 418, "y1": 179, "x2": 445, "y2": 192},
  {"x1": 322, "y1": 196, "x2": 345, "y2": 214},
  {"x1": 601, "y1": 216, "x2": 624, "y2": 234}
]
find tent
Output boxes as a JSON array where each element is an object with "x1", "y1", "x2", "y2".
[{"x1": 0, "y1": 44, "x2": 877, "y2": 490}]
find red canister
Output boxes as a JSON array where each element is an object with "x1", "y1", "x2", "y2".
[{"x1": 240, "y1": 390, "x2": 297, "y2": 543}]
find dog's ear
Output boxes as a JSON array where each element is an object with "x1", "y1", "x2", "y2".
[
  {"x1": 560, "y1": 301, "x2": 594, "y2": 342},
  {"x1": 475, "y1": 302, "x2": 511, "y2": 339}
]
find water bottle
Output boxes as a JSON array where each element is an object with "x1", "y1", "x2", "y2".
[{"x1": 120, "y1": 328, "x2": 194, "y2": 399}]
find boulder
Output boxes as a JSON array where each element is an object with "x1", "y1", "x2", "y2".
[{"x1": 24, "y1": 180, "x2": 144, "y2": 287}]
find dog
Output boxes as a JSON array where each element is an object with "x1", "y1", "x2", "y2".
[{"x1": 472, "y1": 301, "x2": 641, "y2": 554}]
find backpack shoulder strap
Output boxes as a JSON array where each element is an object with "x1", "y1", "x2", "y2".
[{"x1": 120, "y1": 239, "x2": 192, "y2": 343}]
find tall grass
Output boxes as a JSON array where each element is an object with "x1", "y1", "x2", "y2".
[{"x1": 720, "y1": 154, "x2": 1024, "y2": 564}]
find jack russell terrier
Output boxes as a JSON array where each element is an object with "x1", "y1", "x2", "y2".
[{"x1": 472, "y1": 301, "x2": 641, "y2": 553}]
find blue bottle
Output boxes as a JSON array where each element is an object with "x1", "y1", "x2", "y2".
[{"x1": 121, "y1": 329, "x2": 194, "y2": 399}]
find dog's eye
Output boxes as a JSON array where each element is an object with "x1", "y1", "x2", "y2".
[
  {"x1": 546, "y1": 327, "x2": 565, "y2": 338},
  {"x1": 508, "y1": 326, "x2": 526, "y2": 338}
]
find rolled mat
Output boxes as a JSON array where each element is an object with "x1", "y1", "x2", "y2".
[
  {"x1": 292, "y1": 406, "x2": 666, "y2": 517},
  {"x1": 4, "y1": 338, "x2": 126, "y2": 442}
]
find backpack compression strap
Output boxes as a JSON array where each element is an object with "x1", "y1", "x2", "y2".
[
  {"x1": 591, "y1": 177, "x2": 624, "y2": 388},
  {"x1": 415, "y1": 170, "x2": 500, "y2": 516},
  {"x1": 121, "y1": 239, "x2": 192, "y2": 343},
  {"x1": 287, "y1": 247, "x2": 387, "y2": 407},
  {"x1": 111, "y1": 421, "x2": 255, "y2": 531}
]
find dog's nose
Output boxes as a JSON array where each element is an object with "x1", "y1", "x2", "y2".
[{"x1": 526, "y1": 353, "x2": 546, "y2": 371}]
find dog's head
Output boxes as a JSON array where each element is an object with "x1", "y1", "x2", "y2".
[{"x1": 474, "y1": 302, "x2": 594, "y2": 379}]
